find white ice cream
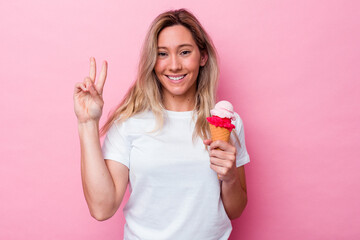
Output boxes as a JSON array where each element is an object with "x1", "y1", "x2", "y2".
[{"x1": 210, "y1": 100, "x2": 235, "y2": 120}]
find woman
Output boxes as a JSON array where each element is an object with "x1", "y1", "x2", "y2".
[{"x1": 74, "y1": 9, "x2": 250, "y2": 239}]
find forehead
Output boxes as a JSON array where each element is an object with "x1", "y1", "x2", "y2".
[{"x1": 157, "y1": 25, "x2": 196, "y2": 48}]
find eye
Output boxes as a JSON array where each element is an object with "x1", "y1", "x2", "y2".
[
  {"x1": 181, "y1": 50, "x2": 191, "y2": 55},
  {"x1": 158, "y1": 52, "x2": 168, "y2": 57}
]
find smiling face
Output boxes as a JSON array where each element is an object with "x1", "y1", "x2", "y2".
[{"x1": 154, "y1": 25, "x2": 208, "y2": 111}]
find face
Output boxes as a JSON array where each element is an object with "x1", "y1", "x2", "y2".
[{"x1": 154, "y1": 25, "x2": 208, "y2": 108}]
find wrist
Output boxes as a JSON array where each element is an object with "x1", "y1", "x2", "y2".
[
  {"x1": 222, "y1": 171, "x2": 240, "y2": 185},
  {"x1": 78, "y1": 120, "x2": 99, "y2": 132}
]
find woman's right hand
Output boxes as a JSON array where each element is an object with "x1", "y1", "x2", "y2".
[{"x1": 74, "y1": 57, "x2": 108, "y2": 123}]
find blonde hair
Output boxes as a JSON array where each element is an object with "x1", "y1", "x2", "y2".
[{"x1": 100, "y1": 9, "x2": 218, "y2": 142}]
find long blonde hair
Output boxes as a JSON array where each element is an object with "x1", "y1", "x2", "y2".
[{"x1": 100, "y1": 9, "x2": 219, "y2": 142}]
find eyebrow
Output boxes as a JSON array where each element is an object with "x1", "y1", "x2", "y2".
[{"x1": 157, "y1": 44, "x2": 194, "y2": 49}]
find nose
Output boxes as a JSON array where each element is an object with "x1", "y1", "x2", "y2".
[{"x1": 169, "y1": 55, "x2": 182, "y2": 71}]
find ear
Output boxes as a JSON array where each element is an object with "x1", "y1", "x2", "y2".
[{"x1": 200, "y1": 51, "x2": 208, "y2": 67}]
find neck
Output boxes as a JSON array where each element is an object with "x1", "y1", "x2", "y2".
[{"x1": 162, "y1": 95, "x2": 196, "y2": 111}]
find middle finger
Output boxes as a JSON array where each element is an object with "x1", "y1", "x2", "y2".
[
  {"x1": 210, "y1": 149, "x2": 230, "y2": 158},
  {"x1": 96, "y1": 61, "x2": 108, "y2": 94}
]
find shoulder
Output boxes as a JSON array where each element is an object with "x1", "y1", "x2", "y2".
[
  {"x1": 111, "y1": 110, "x2": 156, "y2": 134},
  {"x1": 113, "y1": 110, "x2": 154, "y2": 125}
]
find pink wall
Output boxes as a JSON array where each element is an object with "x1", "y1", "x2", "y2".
[{"x1": 1, "y1": 0, "x2": 359, "y2": 239}]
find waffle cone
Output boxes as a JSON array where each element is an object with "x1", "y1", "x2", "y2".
[{"x1": 209, "y1": 124, "x2": 231, "y2": 142}]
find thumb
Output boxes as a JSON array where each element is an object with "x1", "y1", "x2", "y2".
[{"x1": 203, "y1": 139, "x2": 212, "y2": 146}]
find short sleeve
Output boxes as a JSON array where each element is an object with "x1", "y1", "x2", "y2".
[
  {"x1": 102, "y1": 121, "x2": 131, "y2": 169},
  {"x1": 231, "y1": 112, "x2": 250, "y2": 167}
]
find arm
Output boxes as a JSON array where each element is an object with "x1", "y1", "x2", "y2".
[
  {"x1": 74, "y1": 58, "x2": 128, "y2": 221},
  {"x1": 220, "y1": 166, "x2": 247, "y2": 219},
  {"x1": 203, "y1": 139, "x2": 248, "y2": 220},
  {"x1": 78, "y1": 121, "x2": 128, "y2": 221}
]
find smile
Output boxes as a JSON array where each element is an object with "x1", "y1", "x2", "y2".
[{"x1": 167, "y1": 74, "x2": 187, "y2": 81}]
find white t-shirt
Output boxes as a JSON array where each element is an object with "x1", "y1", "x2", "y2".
[{"x1": 102, "y1": 109, "x2": 250, "y2": 240}]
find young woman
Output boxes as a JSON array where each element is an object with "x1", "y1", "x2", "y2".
[{"x1": 74, "y1": 9, "x2": 250, "y2": 240}]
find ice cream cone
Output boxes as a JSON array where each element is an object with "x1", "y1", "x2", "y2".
[{"x1": 209, "y1": 124, "x2": 231, "y2": 143}]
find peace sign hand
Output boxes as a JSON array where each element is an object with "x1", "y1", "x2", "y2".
[{"x1": 74, "y1": 57, "x2": 108, "y2": 123}]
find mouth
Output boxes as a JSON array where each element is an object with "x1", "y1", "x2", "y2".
[{"x1": 166, "y1": 74, "x2": 187, "y2": 81}]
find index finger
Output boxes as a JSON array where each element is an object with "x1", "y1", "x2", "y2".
[
  {"x1": 210, "y1": 140, "x2": 234, "y2": 152},
  {"x1": 96, "y1": 60, "x2": 108, "y2": 94},
  {"x1": 89, "y1": 57, "x2": 96, "y2": 81}
]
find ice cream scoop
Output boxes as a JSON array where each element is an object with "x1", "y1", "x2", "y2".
[{"x1": 210, "y1": 100, "x2": 235, "y2": 120}]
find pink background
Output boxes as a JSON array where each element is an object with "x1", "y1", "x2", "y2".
[{"x1": 1, "y1": 0, "x2": 359, "y2": 239}]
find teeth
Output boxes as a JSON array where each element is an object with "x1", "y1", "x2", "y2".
[{"x1": 168, "y1": 75, "x2": 185, "y2": 81}]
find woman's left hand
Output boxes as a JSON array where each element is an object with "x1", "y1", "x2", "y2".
[{"x1": 203, "y1": 139, "x2": 239, "y2": 183}]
